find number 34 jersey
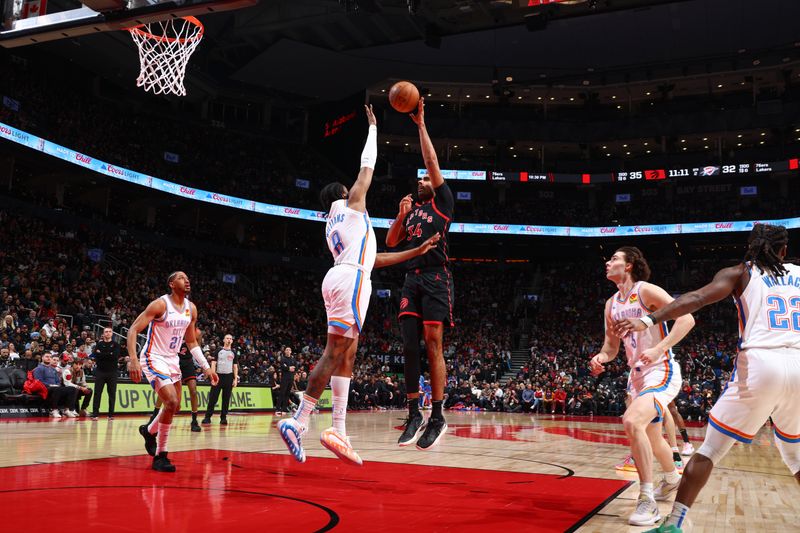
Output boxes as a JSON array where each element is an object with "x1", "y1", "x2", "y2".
[
  {"x1": 736, "y1": 262, "x2": 800, "y2": 350},
  {"x1": 324, "y1": 199, "x2": 376, "y2": 273},
  {"x1": 140, "y1": 295, "x2": 192, "y2": 359}
]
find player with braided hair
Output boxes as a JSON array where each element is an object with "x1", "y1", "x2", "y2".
[{"x1": 615, "y1": 223, "x2": 800, "y2": 533}]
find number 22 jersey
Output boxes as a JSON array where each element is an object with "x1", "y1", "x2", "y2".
[{"x1": 736, "y1": 262, "x2": 800, "y2": 350}]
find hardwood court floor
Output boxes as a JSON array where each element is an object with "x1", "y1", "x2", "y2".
[{"x1": 1, "y1": 411, "x2": 797, "y2": 532}]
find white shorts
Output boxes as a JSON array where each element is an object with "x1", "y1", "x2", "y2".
[
  {"x1": 322, "y1": 264, "x2": 372, "y2": 339},
  {"x1": 140, "y1": 352, "x2": 181, "y2": 390},
  {"x1": 629, "y1": 358, "x2": 682, "y2": 423},
  {"x1": 707, "y1": 348, "x2": 800, "y2": 444}
]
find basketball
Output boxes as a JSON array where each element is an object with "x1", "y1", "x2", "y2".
[{"x1": 388, "y1": 81, "x2": 420, "y2": 113}]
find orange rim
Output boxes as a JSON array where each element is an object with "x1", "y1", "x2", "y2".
[{"x1": 128, "y1": 16, "x2": 204, "y2": 44}]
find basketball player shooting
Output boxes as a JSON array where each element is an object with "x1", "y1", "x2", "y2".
[
  {"x1": 614, "y1": 224, "x2": 800, "y2": 533},
  {"x1": 277, "y1": 105, "x2": 441, "y2": 466},
  {"x1": 127, "y1": 271, "x2": 219, "y2": 472},
  {"x1": 386, "y1": 97, "x2": 454, "y2": 450}
]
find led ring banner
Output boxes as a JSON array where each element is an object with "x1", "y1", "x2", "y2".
[{"x1": 3, "y1": 121, "x2": 799, "y2": 237}]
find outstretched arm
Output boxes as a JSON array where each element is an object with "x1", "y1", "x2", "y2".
[
  {"x1": 614, "y1": 263, "x2": 747, "y2": 336},
  {"x1": 409, "y1": 98, "x2": 444, "y2": 188},
  {"x1": 375, "y1": 233, "x2": 440, "y2": 268},
  {"x1": 347, "y1": 105, "x2": 378, "y2": 213},
  {"x1": 635, "y1": 283, "x2": 695, "y2": 365}
]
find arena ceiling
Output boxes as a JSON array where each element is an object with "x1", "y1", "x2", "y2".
[{"x1": 18, "y1": 0, "x2": 800, "y2": 101}]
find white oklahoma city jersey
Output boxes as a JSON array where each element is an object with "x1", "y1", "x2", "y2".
[
  {"x1": 322, "y1": 199, "x2": 377, "y2": 337},
  {"x1": 140, "y1": 295, "x2": 192, "y2": 359},
  {"x1": 609, "y1": 281, "x2": 673, "y2": 369},
  {"x1": 325, "y1": 199, "x2": 376, "y2": 271},
  {"x1": 735, "y1": 262, "x2": 800, "y2": 350}
]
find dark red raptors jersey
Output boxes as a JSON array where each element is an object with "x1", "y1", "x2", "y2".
[{"x1": 402, "y1": 182, "x2": 454, "y2": 269}]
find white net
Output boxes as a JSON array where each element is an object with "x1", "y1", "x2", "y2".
[{"x1": 128, "y1": 17, "x2": 204, "y2": 97}]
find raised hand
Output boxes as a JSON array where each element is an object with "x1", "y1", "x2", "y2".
[
  {"x1": 409, "y1": 97, "x2": 425, "y2": 126},
  {"x1": 399, "y1": 194, "x2": 413, "y2": 218},
  {"x1": 365, "y1": 104, "x2": 377, "y2": 126}
]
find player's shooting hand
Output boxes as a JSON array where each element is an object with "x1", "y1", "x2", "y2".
[
  {"x1": 613, "y1": 318, "x2": 648, "y2": 337},
  {"x1": 399, "y1": 194, "x2": 413, "y2": 217},
  {"x1": 409, "y1": 97, "x2": 425, "y2": 126},
  {"x1": 128, "y1": 359, "x2": 142, "y2": 383},
  {"x1": 417, "y1": 232, "x2": 441, "y2": 255},
  {"x1": 205, "y1": 368, "x2": 219, "y2": 386},
  {"x1": 364, "y1": 104, "x2": 377, "y2": 126},
  {"x1": 589, "y1": 354, "x2": 606, "y2": 376}
]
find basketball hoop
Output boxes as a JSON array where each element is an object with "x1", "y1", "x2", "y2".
[{"x1": 128, "y1": 16, "x2": 204, "y2": 97}]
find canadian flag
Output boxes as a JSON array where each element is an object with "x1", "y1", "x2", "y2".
[{"x1": 20, "y1": 0, "x2": 47, "y2": 19}]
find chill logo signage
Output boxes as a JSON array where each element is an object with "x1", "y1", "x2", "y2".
[
  {"x1": 3, "y1": 120, "x2": 800, "y2": 239},
  {"x1": 417, "y1": 169, "x2": 486, "y2": 181}
]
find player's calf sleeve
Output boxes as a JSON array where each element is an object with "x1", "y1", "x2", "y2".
[{"x1": 401, "y1": 318, "x2": 421, "y2": 396}]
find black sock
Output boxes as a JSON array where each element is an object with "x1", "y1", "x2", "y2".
[
  {"x1": 408, "y1": 399, "x2": 420, "y2": 416},
  {"x1": 680, "y1": 429, "x2": 690, "y2": 443},
  {"x1": 431, "y1": 400, "x2": 443, "y2": 420},
  {"x1": 152, "y1": 407, "x2": 160, "y2": 416},
  {"x1": 191, "y1": 412, "x2": 197, "y2": 421},
  {"x1": 672, "y1": 451, "x2": 681, "y2": 462}
]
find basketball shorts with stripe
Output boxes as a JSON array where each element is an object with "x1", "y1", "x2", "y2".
[
  {"x1": 140, "y1": 352, "x2": 181, "y2": 390},
  {"x1": 630, "y1": 358, "x2": 681, "y2": 422},
  {"x1": 322, "y1": 264, "x2": 371, "y2": 339},
  {"x1": 705, "y1": 348, "x2": 800, "y2": 447},
  {"x1": 398, "y1": 268, "x2": 455, "y2": 327}
]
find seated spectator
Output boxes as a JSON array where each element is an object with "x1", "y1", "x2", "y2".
[
  {"x1": 33, "y1": 353, "x2": 78, "y2": 418},
  {"x1": 64, "y1": 358, "x2": 93, "y2": 417}
]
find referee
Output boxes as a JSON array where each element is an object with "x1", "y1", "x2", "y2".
[
  {"x1": 90, "y1": 327, "x2": 121, "y2": 420},
  {"x1": 202, "y1": 334, "x2": 238, "y2": 425}
]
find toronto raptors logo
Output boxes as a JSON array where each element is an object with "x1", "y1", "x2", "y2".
[{"x1": 400, "y1": 298, "x2": 409, "y2": 309}]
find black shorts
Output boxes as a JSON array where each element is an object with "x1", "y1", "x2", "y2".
[
  {"x1": 398, "y1": 267, "x2": 454, "y2": 327},
  {"x1": 180, "y1": 363, "x2": 198, "y2": 383}
]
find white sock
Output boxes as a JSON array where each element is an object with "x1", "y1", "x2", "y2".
[
  {"x1": 330, "y1": 376, "x2": 351, "y2": 436},
  {"x1": 156, "y1": 422, "x2": 171, "y2": 455},
  {"x1": 148, "y1": 408, "x2": 163, "y2": 434},
  {"x1": 665, "y1": 501, "x2": 690, "y2": 528},
  {"x1": 640, "y1": 482, "x2": 654, "y2": 500},
  {"x1": 672, "y1": 446, "x2": 680, "y2": 453},
  {"x1": 293, "y1": 393, "x2": 317, "y2": 429},
  {"x1": 665, "y1": 468, "x2": 682, "y2": 484}
]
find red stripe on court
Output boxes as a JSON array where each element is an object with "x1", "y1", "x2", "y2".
[{"x1": 0, "y1": 450, "x2": 629, "y2": 532}]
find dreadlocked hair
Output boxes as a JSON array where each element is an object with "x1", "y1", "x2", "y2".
[
  {"x1": 616, "y1": 246, "x2": 651, "y2": 282},
  {"x1": 744, "y1": 223, "x2": 788, "y2": 278}
]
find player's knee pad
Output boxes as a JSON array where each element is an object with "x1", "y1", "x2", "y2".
[
  {"x1": 774, "y1": 434, "x2": 800, "y2": 475},
  {"x1": 696, "y1": 426, "x2": 738, "y2": 465}
]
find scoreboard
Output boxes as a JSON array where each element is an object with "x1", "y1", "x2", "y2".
[{"x1": 420, "y1": 158, "x2": 799, "y2": 183}]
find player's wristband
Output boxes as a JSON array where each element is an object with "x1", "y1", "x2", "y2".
[
  {"x1": 640, "y1": 314, "x2": 656, "y2": 328},
  {"x1": 190, "y1": 346, "x2": 210, "y2": 371}
]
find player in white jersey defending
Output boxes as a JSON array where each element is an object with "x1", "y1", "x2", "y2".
[
  {"x1": 278, "y1": 105, "x2": 440, "y2": 466},
  {"x1": 590, "y1": 247, "x2": 696, "y2": 526},
  {"x1": 127, "y1": 271, "x2": 219, "y2": 472},
  {"x1": 615, "y1": 224, "x2": 800, "y2": 533}
]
